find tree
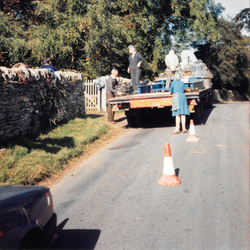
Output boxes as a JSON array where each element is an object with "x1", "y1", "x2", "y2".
[
  {"x1": 1, "y1": 0, "x2": 35, "y2": 27},
  {"x1": 0, "y1": 0, "x2": 88, "y2": 68},
  {"x1": 169, "y1": 0, "x2": 224, "y2": 47},
  {"x1": 0, "y1": 0, "x2": 224, "y2": 79},
  {"x1": 234, "y1": 8, "x2": 250, "y2": 32},
  {"x1": 195, "y1": 19, "x2": 250, "y2": 94},
  {"x1": 82, "y1": 0, "x2": 224, "y2": 78},
  {"x1": 0, "y1": 0, "x2": 36, "y2": 65},
  {"x1": 81, "y1": 0, "x2": 173, "y2": 78}
]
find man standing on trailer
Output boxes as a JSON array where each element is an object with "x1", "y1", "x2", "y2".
[
  {"x1": 127, "y1": 45, "x2": 144, "y2": 93},
  {"x1": 165, "y1": 50, "x2": 179, "y2": 89}
]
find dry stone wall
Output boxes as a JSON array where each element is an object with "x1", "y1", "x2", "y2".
[
  {"x1": 0, "y1": 64, "x2": 85, "y2": 141},
  {"x1": 213, "y1": 89, "x2": 249, "y2": 103}
]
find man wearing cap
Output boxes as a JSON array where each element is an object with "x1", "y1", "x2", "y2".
[
  {"x1": 165, "y1": 50, "x2": 179, "y2": 88},
  {"x1": 127, "y1": 45, "x2": 144, "y2": 93}
]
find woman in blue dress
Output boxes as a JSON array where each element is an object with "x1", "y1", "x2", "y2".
[{"x1": 169, "y1": 74, "x2": 190, "y2": 134}]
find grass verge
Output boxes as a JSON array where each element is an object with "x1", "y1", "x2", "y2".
[{"x1": 0, "y1": 113, "x2": 115, "y2": 185}]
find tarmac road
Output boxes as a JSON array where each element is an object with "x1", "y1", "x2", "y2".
[{"x1": 51, "y1": 102, "x2": 249, "y2": 250}]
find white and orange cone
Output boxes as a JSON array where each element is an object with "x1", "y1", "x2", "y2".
[
  {"x1": 158, "y1": 143, "x2": 181, "y2": 186},
  {"x1": 186, "y1": 119, "x2": 200, "y2": 142}
]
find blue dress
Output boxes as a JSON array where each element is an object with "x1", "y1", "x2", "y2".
[{"x1": 169, "y1": 80, "x2": 190, "y2": 117}]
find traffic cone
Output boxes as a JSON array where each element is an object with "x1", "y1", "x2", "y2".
[
  {"x1": 186, "y1": 119, "x2": 200, "y2": 142},
  {"x1": 158, "y1": 143, "x2": 181, "y2": 186}
]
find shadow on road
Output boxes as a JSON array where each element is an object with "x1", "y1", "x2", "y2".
[
  {"x1": 175, "y1": 168, "x2": 180, "y2": 177},
  {"x1": 115, "y1": 116, "x2": 127, "y2": 123},
  {"x1": 141, "y1": 105, "x2": 216, "y2": 129},
  {"x1": 87, "y1": 114, "x2": 105, "y2": 119},
  {"x1": 53, "y1": 219, "x2": 101, "y2": 250},
  {"x1": 1, "y1": 136, "x2": 75, "y2": 154},
  {"x1": 142, "y1": 114, "x2": 175, "y2": 129},
  {"x1": 200, "y1": 105, "x2": 216, "y2": 125}
]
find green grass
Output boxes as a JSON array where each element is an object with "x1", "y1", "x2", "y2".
[{"x1": 0, "y1": 115, "x2": 112, "y2": 185}]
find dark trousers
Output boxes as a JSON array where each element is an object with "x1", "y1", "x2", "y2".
[
  {"x1": 130, "y1": 68, "x2": 141, "y2": 91},
  {"x1": 106, "y1": 92, "x2": 115, "y2": 122}
]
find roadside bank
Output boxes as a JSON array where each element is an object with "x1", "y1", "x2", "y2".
[{"x1": 0, "y1": 111, "x2": 129, "y2": 186}]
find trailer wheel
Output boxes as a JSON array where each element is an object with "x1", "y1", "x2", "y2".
[
  {"x1": 126, "y1": 115, "x2": 136, "y2": 127},
  {"x1": 134, "y1": 115, "x2": 144, "y2": 127},
  {"x1": 206, "y1": 92, "x2": 213, "y2": 107},
  {"x1": 200, "y1": 100, "x2": 204, "y2": 119},
  {"x1": 192, "y1": 102, "x2": 201, "y2": 124}
]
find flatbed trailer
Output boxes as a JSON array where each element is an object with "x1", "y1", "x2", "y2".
[
  {"x1": 108, "y1": 86, "x2": 213, "y2": 127},
  {"x1": 108, "y1": 50, "x2": 214, "y2": 127}
]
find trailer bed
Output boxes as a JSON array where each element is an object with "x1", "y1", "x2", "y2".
[{"x1": 109, "y1": 87, "x2": 211, "y2": 104}]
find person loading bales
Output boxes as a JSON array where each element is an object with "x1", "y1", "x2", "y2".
[{"x1": 106, "y1": 69, "x2": 127, "y2": 124}]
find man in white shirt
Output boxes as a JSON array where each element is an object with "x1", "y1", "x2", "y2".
[{"x1": 165, "y1": 50, "x2": 179, "y2": 88}]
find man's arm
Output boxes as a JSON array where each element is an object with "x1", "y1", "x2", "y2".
[
  {"x1": 51, "y1": 65, "x2": 58, "y2": 71},
  {"x1": 136, "y1": 52, "x2": 144, "y2": 68},
  {"x1": 137, "y1": 52, "x2": 144, "y2": 63},
  {"x1": 128, "y1": 55, "x2": 131, "y2": 73}
]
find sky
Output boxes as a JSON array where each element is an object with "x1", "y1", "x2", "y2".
[
  {"x1": 214, "y1": 0, "x2": 250, "y2": 36},
  {"x1": 214, "y1": 0, "x2": 249, "y2": 19}
]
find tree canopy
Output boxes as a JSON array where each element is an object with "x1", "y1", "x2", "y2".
[
  {"x1": 0, "y1": 0, "x2": 249, "y2": 94},
  {"x1": 195, "y1": 18, "x2": 250, "y2": 94},
  {"x1": 234, "y1": 8, "x2": 250, "y2": 32},
  {"x1": 0, "y1": 0, "x2": 225, "y2": 79}
]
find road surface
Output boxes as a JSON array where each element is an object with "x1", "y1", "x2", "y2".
[{"x1": 51, "y1": 102, "x2": 249, "y2": 250}]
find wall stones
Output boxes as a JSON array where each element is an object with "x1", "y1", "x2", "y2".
[{"x1": 0, "y1": 65, "x2": 85, "y2": 141}]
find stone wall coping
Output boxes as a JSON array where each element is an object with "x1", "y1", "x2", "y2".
[{"x1": 0, "y1": 63, "x2": 84, "y2": 83}]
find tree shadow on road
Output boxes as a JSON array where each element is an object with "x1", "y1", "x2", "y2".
[{"x1": 0, "y1": 136, "x2": 75, "y2": 154}]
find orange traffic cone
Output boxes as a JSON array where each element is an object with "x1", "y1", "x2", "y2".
[
  {"x1": 158, "y1": 143, "x2": 181, "y2": 186},
  {"x1": 186, "y1": 119, "x2": 200, "y2": 142}
]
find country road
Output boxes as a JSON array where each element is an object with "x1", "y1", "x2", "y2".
[{"x1": 51, "y1": 102, "x2": 249, "y2": 250}]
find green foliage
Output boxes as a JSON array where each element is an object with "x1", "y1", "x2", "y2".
[
  {"x1": 195, "y1": 19, "x2": 250, "y2": 94},
  {"x1": 170, "y1": 0, "x2": 224, "y2": 48},
  {"x1": 0, "y1": 116, "x2": 111, "y2": 185},
  {"x1": 234, "y1": 8, "x2": 250, "y2": 32},
  {"x1": 0, "y1": 0, "x2": 223, "y2": 79},
  {"x1": 1, "y1": 0, "x2": 36, "y2": 27}
]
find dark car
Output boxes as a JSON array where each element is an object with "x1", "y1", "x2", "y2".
[{"x1": 0, "y1": 185, "x2": 57, "y2": 249}]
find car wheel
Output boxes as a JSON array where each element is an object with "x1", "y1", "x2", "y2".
[{"x1": 19, "y1": 229, "x2": 44, "y2": 249}]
